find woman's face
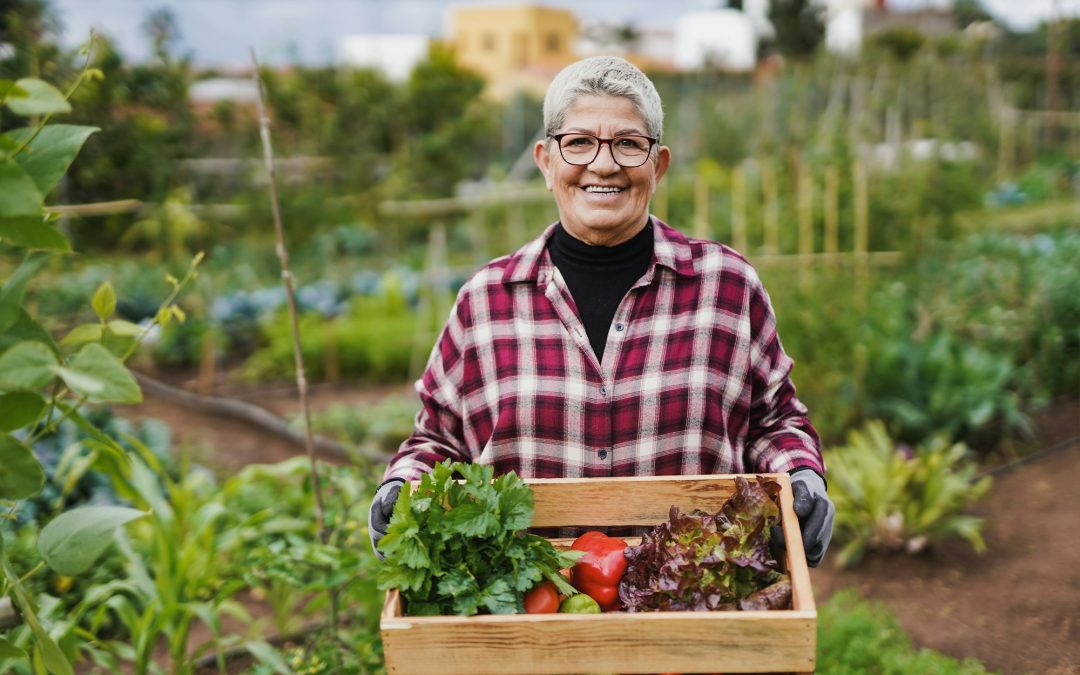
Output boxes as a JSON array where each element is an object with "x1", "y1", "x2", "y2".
[{"x1": 534, "y1": 94, "x2": 670, "y2": 246}]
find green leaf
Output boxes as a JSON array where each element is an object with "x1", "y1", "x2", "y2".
[
  {"x1": 107, "y1": 319, "x2": 143, "y2": 337},
  {"x1": 446, "y1": 501, "x2": 500, "y2": 538},
  {"x1": 0, "y1": 79, "x2": 28, "y2": 101},
  {"x1": 0, "y1": 215, "x2": 70, "y2": 250},
  {"x1": 0, "y1": 340, "x2": 58, "y2": 390},
  {"x1": 0, "y1": 391, "x2": 45, "y2": 431},
  {"x1": 0, "y1": 309, "x2": 59, "y2": 356},
  {"x1": 52, "y1": 364, "x2": 105, "y2": 395},
  {"x1": 91, "y1": 281, "x2": 116, "y2": 320},
  {"x1": 0, "y1": 434, "x2": 45, "y2": 499},
  {"x1": 479, "y1": 577, "x2": 518, "y2": 614},
  {"x1": 5, "y1": 78, "x2": 72, "y2": 116},
  {"x1": 5, "y1": 125, "x2": 98, "y2": 196},
  {"x1": 1, "y1": 558, "x2": 74, "y2": 675},
  {"x1": 0, "y1": 158, "x2": 44, "y2": 218},
  {"x1": 59, "y1": 323, "x2": 103, "y2": 346},
  {"x1": 38, "y1": 505, "x2": 149, "y2": 576},
  {"x1": 0, "y1": 636, "x2": 27, "y2": 660},
  {"x1": 67, "y1": 342, "x2": 142, "y2": 403},
  {"x1": 0, "y1": 252, "x2": 48, "y2": 332}
]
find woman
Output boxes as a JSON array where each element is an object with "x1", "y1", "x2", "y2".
[{"x1": 370, "y1": 56, "x2": 833, "y2": 566}]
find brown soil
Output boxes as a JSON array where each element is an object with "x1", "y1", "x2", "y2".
[{"x1": 120, "y1": 378, "x2": 1080, "y2": 675}]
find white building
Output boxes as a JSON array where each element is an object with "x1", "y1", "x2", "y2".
[
  {"x1": 337, "y1": 34, "x2": 431, "y2": 82},
  {"x1": 673, "y1": 9, "x2": 758, "y2": 71}
]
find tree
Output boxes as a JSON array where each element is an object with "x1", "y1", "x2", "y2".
[{"x1": 766, "y1": 0, "x2": 825, "y2": 60}]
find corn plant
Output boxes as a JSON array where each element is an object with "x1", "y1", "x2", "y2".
[{"x1": 827, "y1": 421, "x2": 992, "y2": 568}]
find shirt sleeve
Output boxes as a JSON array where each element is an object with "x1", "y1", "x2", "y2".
[
  {"x1": 382, "y1": 287, "x2": 475, "y2": 483},
  {"x1": 743, "y1": 276, "x2": 826, "y2": 477}
]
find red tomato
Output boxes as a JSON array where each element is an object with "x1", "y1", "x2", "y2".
[{"x1": 523, "y1": 580, "x2": 560, "y2": 614}]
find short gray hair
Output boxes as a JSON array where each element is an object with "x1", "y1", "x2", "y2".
[{"x1": 543, "y1": 56, "x2": 664, "y2": 140}]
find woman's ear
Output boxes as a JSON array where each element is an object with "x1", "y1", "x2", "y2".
[
  {"x1": 653, "y1": 145, "x2": 672, "y2": 184},
  {"x1": 534, "y1": 140, "x2": 554, "y2": 190}
]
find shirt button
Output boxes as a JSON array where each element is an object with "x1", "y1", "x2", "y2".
[
  {"x1": 615, "y1": 322, "x2": 625, "y2": 332},
  {"x1": 600, "y1": 386, "x2": 607, "y2": 396},
  {"x1": 598, "y1": 449, "x2": 608, "y2": 459}
]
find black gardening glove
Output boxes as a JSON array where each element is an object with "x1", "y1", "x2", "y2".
[
  {"x1": 368, "y1": 478, "x2": 404, "y2": 560},
  {"x1": 772, "y1": 468, "x2": 835, "y2": 567}
]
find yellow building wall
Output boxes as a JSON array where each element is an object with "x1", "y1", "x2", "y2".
[{"x1": 450, "y1": 5, "x2": 579, "y2": 95}]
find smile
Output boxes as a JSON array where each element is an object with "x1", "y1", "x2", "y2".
[{"x1": 582, "y1": 186, "x2": 624, "y2": 193}]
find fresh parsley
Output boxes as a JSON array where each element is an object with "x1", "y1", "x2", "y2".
[{"x1": 375, "y1": 460, "x2": 581, "y2": 616}]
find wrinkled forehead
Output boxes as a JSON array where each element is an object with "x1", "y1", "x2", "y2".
[{"x1": 557, "y1": 94, "x2": 649, "y2": 135}]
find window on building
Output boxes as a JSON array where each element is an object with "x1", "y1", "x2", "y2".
[
  {"x1": 482, "y1": 32, "x2": 496, "y2": 50},
  {"x1": 546, "y1": 33, "x2": 561, "y2": 53}
]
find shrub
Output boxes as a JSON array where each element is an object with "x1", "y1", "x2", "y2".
[
  {"x1": 826, "y1": 421, "x2": 991, "y2": 568},
  {"x1": 817, "y1": 589, "x2": 996, "y2": 674}
]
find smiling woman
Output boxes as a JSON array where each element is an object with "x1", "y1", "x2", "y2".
[{"x1": 370, "y1": 55, "x2": 835, "y2": 572}]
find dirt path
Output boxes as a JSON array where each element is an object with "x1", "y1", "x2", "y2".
[{"x1": 120, "y1": 378, "x2": 1079, "y2": 674}]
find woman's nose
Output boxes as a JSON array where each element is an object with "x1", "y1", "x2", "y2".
[{"x1": 588, "y1": 140, "x2": 620, "y2": 173}]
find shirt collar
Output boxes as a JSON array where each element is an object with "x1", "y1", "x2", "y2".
[{"x1": 501, "y1": 216, "x2": 699, "y2": 285}]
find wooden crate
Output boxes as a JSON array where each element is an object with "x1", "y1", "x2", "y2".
[{"x1": 380, "y1": 473, "x2": 816, "y2": 674}]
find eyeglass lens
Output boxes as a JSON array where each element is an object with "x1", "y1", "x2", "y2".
[{"x1": 558, "y1": 134, "x2": 652, "y2": 167}]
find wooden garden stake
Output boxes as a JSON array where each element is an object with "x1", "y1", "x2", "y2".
[
  {"x1": 249, "y1": 48, "x2": 328, "y2": 535},
  {"x1": 824, "y1": 166, "x2": 839, "y2": 255},
  {"x1": 853, "y1": 160, "x2": 870, "y2": 294},
  {"x1": 797, "y1": 158, "x2": 813, "y2": 287},
  {"x1": 197, "y1": 329, "x2": 216, "y2": 396},
  {"x1": 762, "y1": 159, "x2": 780, "y2": 255},
  {"x1": 732, "y1": 165, "x2": 748, "y2": 254},
  {"x1": 693, "y1": 171, "x2": 710, "y2": 240}
]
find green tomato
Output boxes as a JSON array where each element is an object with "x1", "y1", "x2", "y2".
[{"x1": 558, "y1": 594, "x2": 602, "y2": 614}]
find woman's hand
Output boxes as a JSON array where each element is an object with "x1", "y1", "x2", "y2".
[
  {"x1": 772, "y1": 469, "x2": 835, "y2": 567},
  {"x1": 368, "y1": 478, "x2": 405, "y2": 560}
]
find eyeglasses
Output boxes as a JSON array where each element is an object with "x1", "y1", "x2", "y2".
[{"x1": 548, "y1": 132, "x2": 658, "y2": 168}]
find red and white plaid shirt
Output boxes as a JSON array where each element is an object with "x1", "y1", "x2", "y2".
[{"x1": 384, "y1": 218, "x2": 824, "y2": 483}]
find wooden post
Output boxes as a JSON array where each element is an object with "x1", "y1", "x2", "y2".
[
  {"x1": 411, "y1": 221, "x2": 450, "y2": 378},
  {"x1": 732, "y1": 165, "x2": 748, "y2": 254},
  {"x1": 762, "y1": 159, "x2": 780, "y2": 255},
  {"x1": 653, "y1": 176, "x2": 669, "y2": 222},
  {"x1": 824, "y1": 165, "x2": 839, "y2": 255},
  {"x1": 797, "y1": 158, "x2": 814, "y2": 286},
  {"x1": 997, "y1": 106, "x2": 1016, "y2": 184},
  {"x1": 853, "y1": 161, "x2": 869, "y2": 290},
  {"x1": 693, "y1": 171, "x2": 710, "y2": 240}
]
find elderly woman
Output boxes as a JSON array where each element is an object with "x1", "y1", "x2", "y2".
[{"x1": 370, "y1": 56, "x2": 834, "y2": 566}]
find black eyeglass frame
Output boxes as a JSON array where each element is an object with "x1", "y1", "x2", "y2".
[{"x1": 548, "y1": 132, "x2": 659, "y2": 168}]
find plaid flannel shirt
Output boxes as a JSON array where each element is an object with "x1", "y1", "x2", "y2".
[{"x1": 383, "y1": 217, "x2": 824, "y2": 483}]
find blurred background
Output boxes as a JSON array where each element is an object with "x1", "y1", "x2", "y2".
[{"x1": 1, "y1": 0, "x2": 1078, "y2": 673}]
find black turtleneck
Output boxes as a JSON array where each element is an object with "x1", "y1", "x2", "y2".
[{"x1": 547, "y1": 222, "x2": 653, "y2": 363}]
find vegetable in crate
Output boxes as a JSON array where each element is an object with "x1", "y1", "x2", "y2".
[
  {"x1": 569, "y1": 531, "x2": 629, "y2": 611},
  {"x1": 619, "y1": 476, "x2": 792, "y2": 612},
  {"x1": 375, "y1": 460, "x2": 580, "y2": 616}
]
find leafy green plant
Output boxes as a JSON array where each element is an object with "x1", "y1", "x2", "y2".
[
  {"x1": 826, "y1": 421, "x2": 992, "y2": 568},
  {"x1": 817, "y1": 589, "x2": 996, "y2": 674},
  {"x1": 303, "y1": 396, "x2": 418, "y2": 456},
  {"x1": 0, "y1": 60, "x2": 207, "y2": 674},
  {"x1": 376, "y1": 460, "x2": 581, "y2": 616}
]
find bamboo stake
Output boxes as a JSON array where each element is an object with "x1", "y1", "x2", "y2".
[
  {"x1": 824, "y1": 166, "x2": 839, "y2": 255},
  {"x1": 249, "y1": 48, "x2": 328, "y2": 534},
  {"x1": 732, "y1": 165, "x2": 748, "y2": 253},
  {"x1": 853, "y1": 160, "x2": 870, "y2": 288},
  {"x1": 693, "y1": 171, "x2": 710, "y2": 240},
  {"x1": 197, "y1": 330, "x2": 216, "y2": 396},
  {"x1": 797, "y1": 158, "x2": 813, "y2": 286},
  {"x1": 762, "y1": 159, "x2": 780, "y2": 255},
  {"x1": 653, "y1": 176, "x2": 669, "y2": 222}
]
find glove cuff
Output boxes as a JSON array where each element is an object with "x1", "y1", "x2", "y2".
[{"x1": 789, "y1": 466, "x2": 828, "y2": 493}]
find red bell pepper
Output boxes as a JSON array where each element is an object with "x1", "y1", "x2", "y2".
[{"x1": 569, "y1": 531, "x2": 628, "y2": 612}]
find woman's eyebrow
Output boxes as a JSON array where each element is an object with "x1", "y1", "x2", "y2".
[{"x1": 562, "y1": 126, "x2": 646, "y2": 136}]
